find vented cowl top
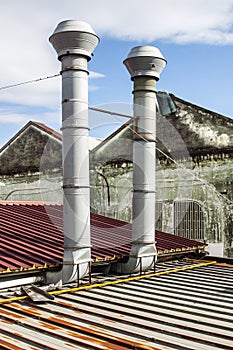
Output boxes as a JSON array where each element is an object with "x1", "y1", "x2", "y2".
[
  {"x1": 123, "y1": 45, "x2": 166, "y2": 80},
  {"x1": 49, "y1": 20, "x2": 99, "y2": 60}
]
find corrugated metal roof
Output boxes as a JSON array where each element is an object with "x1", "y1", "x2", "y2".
[
  {"x1": 1, "y1": 260, "x2": 233, "y2": 349},
  {"x1": 0, "y1": 201, "x2": 205, "y2": 274},
  {"x1": 32, "y1": 121, "x2": 62, "y2": 140}
]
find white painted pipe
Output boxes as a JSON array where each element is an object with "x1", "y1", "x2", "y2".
[
  {"x1": 46, "y1": 20, "x2": 99, "y2": 284},
  {"x1": 61, "y1": 55, "x2": 91, "y2": 283},
  {"x1": 0, "y1": 275, "x2": 43, "y2": 291},
  {"x1": 117, "y1": 46, "x2": 166, "y2": 274}
]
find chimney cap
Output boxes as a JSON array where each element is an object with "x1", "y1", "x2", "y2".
[
  {"x1": 123, "y1": 45, "x2": 167, "y2": 80},
  {"x1": 49, "y1": 20, "x2": 99, "y2": 60}
]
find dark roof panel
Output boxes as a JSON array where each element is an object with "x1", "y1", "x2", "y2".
[{"x1": 0, "y1": 202, "x2": 205, "y2": 273}]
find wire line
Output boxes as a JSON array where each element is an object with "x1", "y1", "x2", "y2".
[
  {"x1": 0, "y1": 73, "x2": 60, "y2": 91},
  {"x1": 0, "y1": 73, "x2": 231, "y2": 205}
]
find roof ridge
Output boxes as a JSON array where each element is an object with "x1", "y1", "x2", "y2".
[
  {"x1": 0, "y1": 201, "x2": 61, "y2": 206},
  {"x1": 0, "y1": 120, "x2": 62, "y2": 154},
  {"x1": 31, "y1": 121, "x2": 62, "y2": 139}
]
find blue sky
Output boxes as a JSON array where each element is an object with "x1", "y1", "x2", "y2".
[{"x1": 0, "y1": 0, "x2": 233, "y2": 147}]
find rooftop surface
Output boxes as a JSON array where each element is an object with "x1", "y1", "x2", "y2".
[
  {"x1": 0, "y1": 202, "x2": 205, "y2": 274},
  {"x1": 1, "y1": 259, "x2": 233, "y2": 349}
]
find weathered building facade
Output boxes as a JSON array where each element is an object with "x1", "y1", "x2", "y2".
[
  {"x1": 90, "y1": 93, "x2": 233, "y2": 257},
  {"x1": 0, "y1": 121, "x2": 101, "y2": 202},
  {"x1": 0, "y1": 94, "x2": 232, "y2": 257},
  {"x1": 0, "y1": 121, "x2": 63, "y2": 202}
]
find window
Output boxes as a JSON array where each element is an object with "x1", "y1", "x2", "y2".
[
  {"x1": 155, "y1": 201, "x2": 163, "y2": 231},
  {"x1": 174, "y1": 201, "x2": 204, "y2": 240}
]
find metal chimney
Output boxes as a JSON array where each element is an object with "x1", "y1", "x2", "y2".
[
  {"x1": 118, "y1": 46, "x2": 166, "y2": 273},
  {"x1": 46, "y1": 20, "x2": 99, "y2": 284}
]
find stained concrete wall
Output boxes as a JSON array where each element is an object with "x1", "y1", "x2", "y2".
[
  {"x1": 90, "y1": 155, "x2": 233, "y2": 257},
  {"x1": 90, "y1": 93, "x2": 233, "y2": 257},
  {"x1": 1, "y1": 95, "x2": 232, "y2": 257}
]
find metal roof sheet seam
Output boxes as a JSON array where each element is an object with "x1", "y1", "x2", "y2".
[
  {"x1": 0, "y1": 260, "x2": 233, "y2": 349},
  {"x1": 0, "y1": 260, "x2": 216, "y2": 304},
  {"x1": 0, "y1": 202, "x2": 206, "y2": 274}
]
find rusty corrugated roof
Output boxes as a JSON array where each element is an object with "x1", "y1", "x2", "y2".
[
  {"x1": 1, "y1": 260, "x2": 233, "y2": 349},
  {"x1": 31, "y1": 121, "x2": 62, "y2": 140},
  {"x1": 0, "y1": 201, "x2": 205, "y2": 274}
]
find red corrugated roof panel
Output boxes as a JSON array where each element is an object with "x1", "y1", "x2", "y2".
[
  {"x1": 32, "y1": 121, "x2": 62, "y2": 140},
  {"x1": 0, "y1": 201, "x2": 206, "y2": 273}
]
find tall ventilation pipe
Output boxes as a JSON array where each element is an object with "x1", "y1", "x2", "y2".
[
  {"x1": 46, "y1": 20, "x2": 99, "y2": 284},
  {"x1": 117, "y1": 46, "x2": 166, "y2": 274}
]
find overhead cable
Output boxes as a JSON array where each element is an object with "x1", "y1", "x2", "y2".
[
  {"x1": 0, "y1": 73, "x2": 232, "y2": 205},
  {"x1": 0, "y1": 74, "x2": 60, "y2": 91}
]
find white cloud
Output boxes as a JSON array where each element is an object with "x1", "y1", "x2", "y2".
[
  {"x1": 0, "y1": 72, "x2": 103, "y2": 108},
  {"x1": 75, "y1": 0, "x2": 233, "y2": 43},
  {"x1": 0, "y1": 106, "x2": 60, "y2": 125},
  {"x1": 0, "y1": 0, "x2": 232, "y2": 74},
  {"x1": 0, "y1": 0, "x2": 233, "y2": 122},
  {"x1": 0, "y1": 76, "x2": 60, "y2": 108},
  {"x1": 89, "y1": 71, "x2": 105, "y2": 79},
  {"x1": 0, "y1": 112, "x2": 29, "y2": 124}
]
